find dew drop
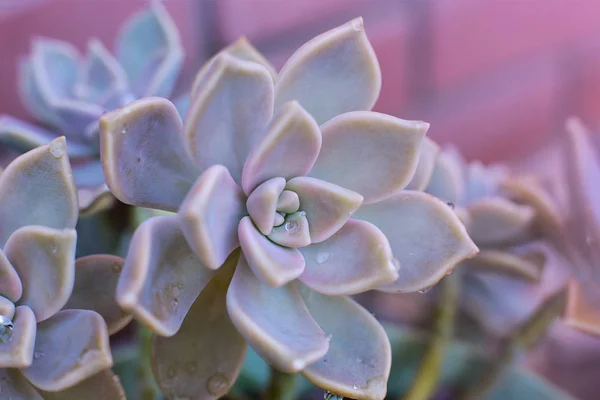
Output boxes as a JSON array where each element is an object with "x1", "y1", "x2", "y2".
[
  {"x1": 316, "y1": 251, "x2": 331, "y2": 264},
  {"x1": 325, "y1": 333, "x2": 333, "y2": 340},
  {"x1": 50, "y1": 245, "x2": 57, "y2": 254},
  {"x1": 120, "y1": 128, "x2": 127, "y2": 135},
  {"x1": 207, "y1": 373, "x2": 228, "y2": 395},
  {"x1": 353, "y1": 385, "x2": 358, "y2": 389},
  {"x1": 298, "y1": 211, "x2": 307, "y2": 217},
  {"x1": 285, "y1": 220, "x2": 299, "y2": 233},
  {"x1": 390, "y1": 258, "x2": 400, "y2": 271},
  {"x1": 418, "y1": 286, "x2": 433, "y2": 294},
  {"x1": 49, "y1": 141, "x2": 65, "y2": 158},
  {"x1": 0, "y1": 316, "x2": 14, "y2": 344},
  {"x1": 350, "y1": 18, "x2": 363, "y2": 32}
]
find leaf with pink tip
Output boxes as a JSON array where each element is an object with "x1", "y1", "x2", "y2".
[
  {"x1": 226, "y1": 258, "x2": 328, "y2": 372},
  {"x1": 0, "y1": 249, "x2": 23, "y2": 302},
  {"x1": 0, "y1": 137, "x2": 78, "y2": 246},
  {"x1": 242, "y1": 101, "x2": 322, "y2": 194},
  {"x1": 116, "y1": 1, "x2": 183, "y2": 98},
  {"x1": 467, "y1": 197, "x2": 535, "y2": 246},
  {"x1": 310, "y1": 112, "x2": 427, "y2": 204},
  {"x1": 246, "y1": 177, "x2": 286, "y2": 235},
  {"x1": 117, "y1": 215, "x2": 215, "y2": 337},
  {"x1": 286, "y1": 177, "x2": 363, "y2": 243},
  {"x1": 179, "y1": 165, "x2": 247, "y2": 270},
  {"x1": 22, "y1": 309, "x2": 113, "y2": 392},
  {"x1": 275, "y1": 18, "x2": 381, "y2": 124},
  {"x1": 238, "y1": 216, "x2": 305, "y2": 287},
  {"x1": 39, "y1": 370, "x2": 126, "y2": 400},
  {"x1": 191, "y1": 37, "x2": 277, "y2": 98},
  {"x1": 406, "y1": 137, "x2": 440, "y2": 191},
  {"x1": 299, "y1": 219, "x2": 397, "y2": 295},
  {"x1": 4, "y1": 226, "x2": 76, "y2": 322},
  {"x1": 184, "y1": 54, "x2": 274, "y2": 183},
  {"x1": 0, "y1": 115, "x2": 93, "y2": 157},
  {"x1": 63, "y1": 255, "x2": 132, "y2": 335},
  {"x1": 299, "y1": 289, "x2": 391, "y2": 400},
  {"x1": 152, "y1": 256, "x2": 246, "y2": 400},
  {"x1": 99, "y1": 97, "x2": 199, "y2": 211},
  {"x1": 0, "y1": 306, "x2": 36, "y2": 368},
  {"x1": 355, "y1": 191, "x2": 478, "y2": 293},
  {"x1": 0, "y1": 369, "x2": 43, "y2": 399}
]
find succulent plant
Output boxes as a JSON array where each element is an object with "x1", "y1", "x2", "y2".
[
  {"x1": 545, "y1": 117, "x2": 600, "y2": 336},
  {"x1": 0, "y1": 137, "x2": 129, "y2": 398},
  {"x1": 0, "y1": 1, "x2": 183, "y2": 215},
  {"x1": 417, "y1": 144, "x2": 565, "y2": 335},
  {"x1": 100, "y1": 18, "x2": 477, "y2": 400}
]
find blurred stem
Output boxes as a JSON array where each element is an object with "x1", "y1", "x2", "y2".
[
  {"x1": 265, "y1": 366, "x2": 297, "y2": 400},
  {"x1": 401, "y1": 272, "x2": 460, "y2": 400},
  {"x1": 461, "y1": 288, "x2": 567, "y2": 400},
  {"x1": 138, "y1": 325, "x2": 161, "y2": 400}
]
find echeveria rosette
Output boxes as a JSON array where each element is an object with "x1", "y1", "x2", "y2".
[
  {"x1": 422, "y1": 145, "x2": 564, "y2": 335},
  {"x1": 0, "y1": 137, "x2": 123, "y2": 397},
  {"x1": 101, "y1": 18, "x2": 476, "y2": 400},
  {"x1": 0, "y1": 1, "x2": 183, "y2": 215}
]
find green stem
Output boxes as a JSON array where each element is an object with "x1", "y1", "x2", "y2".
[
  {"x1": 461, "y1": 288, "x2": 566, "y2": 400},
  {"x1": 138, "y1": 325, "x2": 161, "y2": 400},
  {"x1": 265, "y1": 366, "x2": 297, "y2": 400},
  {"x1": 401, "y1": 272, "x2": 460, "y2": 400}
]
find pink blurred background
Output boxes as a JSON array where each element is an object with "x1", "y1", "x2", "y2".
[{"x1": 2, "y1": 1, "x2": 600, "y2": 398}]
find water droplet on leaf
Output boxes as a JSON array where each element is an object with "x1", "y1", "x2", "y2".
[
  {"x1": 49, "y1": 141, "x2": 65, "y2": 158},
  {"x1": 325, "y1": 333, "x2": 333, "y2": 340},
  {"x1": 0, "y1": 316, "x2": 14, "y2": 344},
  {"x1": 285, "y1": 220, "x2": 299, "y2": 233},
  {"x1": 418, "y1": 286, "x2": 433, "y2": 294},
  {"x1": 316, "y1": 251, "x2": 331, "y2": 264},
  {"x1": 207, "y1": 373, "x2": 228, "y2": 395}
]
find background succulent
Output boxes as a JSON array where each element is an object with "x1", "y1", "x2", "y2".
[
  {"x1": 412, "y1": 143, "x2": 566, "y2": 336},
  {"x1": 0, "y1": 137, "x2": 127, "y2": 398},
  {"x1": 0, "y1": 1, "x2": 183, "y2": 214},
  {"x1": 100, "y1": 19, "x2": 476, "y2": 400}
]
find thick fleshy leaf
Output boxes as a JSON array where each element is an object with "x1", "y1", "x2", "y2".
[
  {"x1": 30, "y1": 38, "x2": 79, "y2": 105},
  {"x1": 0, "y1": 306, "x2": 36, "y2": 368},
  {"x1": 564, "y1": 279, "x2": 600, "y2": 336},
  {"x1": 425, "y1": 149, "x2": 465, "y2": 205},
  {"x1": 79, "y1": 39, "x2": 129, "y2": 105},
  {"x1": 0, "y1": 369, "x2": 43, "y2": 399},
  {"x1": 299, "y1": 219, "x2": 397, "y2": 295},
  {"x1": 355, "y1": 191, "x2": 478, "y2": 293},
  {"x1": 466, "y1": 249, "x2": 542, "y2": 282},
  {"x1": 0, "y1": 137, "x2": 78, "y2": 246},
  {"x1": 467, "y1": 197, "x2": 535, "y2": 246},
  {"x1": 564, "y1": 117, "x2": 600, "y2": 274},
  {"x1": 242, "y1": 101, "x2": 321, "y2": 193},
  {"x1": 153, "y1": 257, "x2": 246, "y2": 400},
  {"x1": 18, "y1": 56, "x2": 59, "y2": 127},
  {"x1": 4, "y1": 226, "x2": 76, "y2": 322},
  {"x1": 99, "y1": 97, "x2": 199, "y2": 211},
  {"x1": 116, "y1": 1, "x2": 183, "y2": 97},
  {"x1": 268, "y1": 211, "x2": 312, "y2": 248},
  {"x1": 500, "y1": 176, "x2": 562, "y2": 240},
  {"x1": 286, "y1": 177, "x2": 363, "y2": 243},
  {"x1": 39, "y1": 370, "x2": 126, "y2": 400},
  {"x1": 277, "y1": 190, "x2": 300, "y2": 213},
  {"x1": 22, "y1": 309, "x2": 113, "y2": 392},
  {"x1": 117, "y1": 215, "x2": 215, "y2": 336},
  {"x1": 406, "y1": 137, "x2": 440, "y2": 191},
  {"x1": 227, "y1": 258, "x2": 328, "y2": 372},
  {"x1": 246, "y1": 177, "x2": 285, "y2": 235},
  {"x1": 274, "y1": 18, "x2": 381, "y2": 124},
  {"x1": 300, "y1": 289, "x2": 391, "y2": 400},
  {"x1": 0, "y1": 115, "x2": 93, "y2": 157},
  {"x1": 51, "y1": 99, "x2": 104, "y2": 141},
  {"x1": 179, "y1": 165, "x2": 246, "y2": 270},
  {"x1": 0, "y1": 249, "x2": 22, "y2": 302},
  {"x1": 238, "y1": 216, "x2": 305, "y2": 287},
  {"x1": 192, "y1": 37, "x2": 277, "y2": 97},
  {"x1": 0, "y1": 295, "x2": 15, "y2": 319},
  {"x1": 310, "y1": 112, "x2": 427, "y2": 204},
  {"x1": 78, "y1": 184, "x2": 114, "y2": 216},
  {"x1": 64, "y1": 255, "x2": 132, "y2": 335},
  {"x1": 184, "y1": 53, "x2": 274, "y2": 183}
]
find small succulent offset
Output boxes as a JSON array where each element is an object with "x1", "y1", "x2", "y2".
[
  {"x1": 100, "y1": 18, "x2": 477, "y2": 399},
  {"x1": 0, "y1": 1, "x2": 183, "y2": 214},
  {"x1": 0, "y1": 137, "x2": 126, "y2": 398},
  {"x1": 415, "y1": 143, "x2": 563, "y2": 334}
]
